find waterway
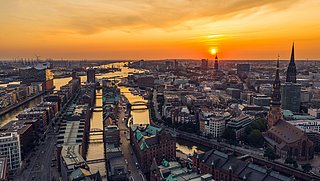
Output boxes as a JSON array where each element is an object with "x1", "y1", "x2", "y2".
[{"x1": 0, "y1": 62, "x2": 206, "y2": 176}]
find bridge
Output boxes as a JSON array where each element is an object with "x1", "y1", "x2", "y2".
[
  {"x1": 90, "y1": 128, "x2": 103, "y2": 133},
  {"x1": 88, "y1": 137, "x2": 104, "y2": 143},
  {"x1": 129, "y1": 101, "x2": 149, "y2": 107},
  {"x1": 131, "y1": 107, "x2": 148, "y2": 110},
  {"x1": 86, "y1": 158, "x2": 105, "y2": 164}
]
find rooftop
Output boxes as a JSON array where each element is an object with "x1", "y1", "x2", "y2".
[
  {"x1": 61, "y1": 145, "x2": 86, "y2": 169},
  {"x1": 269, "y1": 120, "x2": 305, "y2": 144}
]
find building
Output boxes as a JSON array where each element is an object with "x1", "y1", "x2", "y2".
[
  {"x1": 130, "y1": 124, "x2": 176, "y2": 173},
  {"x1": 0, "y1": 157, "x2": 8, "y2": 181},
  {"x1": 104, "y1": 125, "x2": 120, "y2": 147},
  {"x1": 87, "y1": 68, "x2": 95, "y2": 84},
  {"x1": 19, "y1": 63, "x2": 54, "y2": 90},
  {"x1": 201, "y1": 59, "x2": 208, "y2": 70},
  {"x1": 68, "y1": 168, "x2": 102, "y2": 181},
  {"x1": 17, "y1": 110, "x2": 47, "y2": 133},
  {"x1": 150, "y1": 159, "x2": 213, "y2": 181},
  {"x1": 281, "y1": 43, "x2": 301, "y2": 113},
  {"x1": 105, "y1": 144, "x2": 128, "y2": 181},
  {"x1": 60, "y1": 145, "x2": 88, "y2": 181},
  {"x1": 264, "y1": 59, "x2": 314, "y2": 161},
  {"x1": 237, "y1": 63, "x2": 251, "y2": 76},
  {"x1": 226, "y1": 88, "x2": 241, "y2": 100},
  {"x1": 308, "y1": 108, "x2": 320, "y2": 119},
  {"x1": 199, "y1": 109, "x2": 231, "y2": 138},
  {"x1": 253, "y1": 95, "x2": 271, "y2": 107},
  {"x1": 192, "y1": 149, "x2": 292, "y2": 181},
  {"x1": 0, "y1": 132, "x2": 22, "y2": 173},
  {"x1": 171, "y1": 106, "x2": 196, "y2": 124},
  {"x1": 226, "y1": 114, "x2": 252, "y2": 140},
  {"x1": 0, "y1": 121, "x2": 34, "y2": 159},
  {"x1": 281, "y1": 82, "x2": 301, "y2": 113},
  {"x1": 214, "y1": 54, "x2": 218, "y2": 71}
]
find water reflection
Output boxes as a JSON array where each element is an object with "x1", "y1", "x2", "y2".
[
  {"x1": 0, "y1": 96, "x2": 43, "y2": 127},
  {"x1": 176, "y1": 139, "x2": 208, "y2": 155}
]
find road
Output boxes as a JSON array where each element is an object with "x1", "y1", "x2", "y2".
[
  {"x1": 118, "y1": 96, "x2": 145, "y2": 181},
  {"x1": 14, "y1": 130, "x2": 59, "y2": 181},
  {"x1": 152, "y1": 90, "x2": 162, "y2": 120}
]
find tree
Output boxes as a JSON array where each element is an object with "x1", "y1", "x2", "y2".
[
  {"x1": 222, "y1": 127, "x2": 236, "y2": 141},
  {"x1": 301, "y1": 163, "x2": 312, "y2": 172},
  {"x1": 264, "y1": 147, "x2": 277, "y2": 160},
  {"x1": 251, "y1": 118, "x2": 267, "y2": 132},
  {"x1": 285, "y1": 157, "x2": 295, "y2": 164},
  {"x1": 247, "y1": 129, "x2": 264, "y2": 147},
  {"x1": 314, "y1": 142, "x2": 320, "y2": 153}
]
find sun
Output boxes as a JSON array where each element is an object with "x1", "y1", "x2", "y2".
[{"x1": 210, "y1": 48, "x2": 217, "y2": 55}]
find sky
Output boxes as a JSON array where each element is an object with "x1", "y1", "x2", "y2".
[{"x1": 0, "y1": 0, "x2": 320, "y2": 60}]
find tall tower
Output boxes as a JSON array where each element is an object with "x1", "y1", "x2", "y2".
[
  {"x1": 214, "y1": 54, "x2": 219, "y2": 71},
  {"x1": 286, "y1": 43, "x2": 297, "y2": 83},
  {"x1": 268, "y1": 57, "x2": 282, "y2": 128}
]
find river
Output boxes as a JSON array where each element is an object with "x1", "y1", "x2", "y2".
[{"x1": 0, "y1": 62, "x2": 205, "y2": 176}]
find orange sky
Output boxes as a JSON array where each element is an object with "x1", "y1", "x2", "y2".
[{"x1": 0, "y1": 0, "x2": 320, "y2": 60}]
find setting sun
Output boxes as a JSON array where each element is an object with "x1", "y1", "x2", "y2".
[{"x1": 210, "y1": 48, "x2": 217, "y2": 55}]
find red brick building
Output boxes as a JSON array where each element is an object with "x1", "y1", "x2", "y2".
[
  {"x1": 130, "y1": 125, "x2": 176, "y2": 173},
  {"x1": 264, "y1": 59, "x2": 314, "y2": 161},
  {"x1": 192, "y1": 150, "x2": 292, "y2": 181}
]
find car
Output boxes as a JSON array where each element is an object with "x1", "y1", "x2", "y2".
[
  {"x1": 51, "y1": 163, "x2": 55, "y2": 167},
  {"x1": 131, "y1": 152, "x2": 133, "y2": 155}
]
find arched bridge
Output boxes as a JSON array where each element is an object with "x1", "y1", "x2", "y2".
[{"x1": 129, "y1": 101, "x2": 149, "y2": 106}]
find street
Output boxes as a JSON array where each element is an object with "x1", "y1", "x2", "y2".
[
  {"x1": 14, "y1": 130, "x2": 59, "y2": 181},
  {"x1": 118, "y1": 96, "x2": 145, "y2": 181}
]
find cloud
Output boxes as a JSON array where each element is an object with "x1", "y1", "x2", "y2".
[{"x1": 5, "y1": 0, "x2": 297, "y2": 34}]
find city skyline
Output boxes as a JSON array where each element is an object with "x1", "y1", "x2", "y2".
[{"x1": 1, "y1": 0, "x2": 320, "y2": 60}]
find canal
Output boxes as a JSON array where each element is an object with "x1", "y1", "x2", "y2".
[{"x1": 0, "y1": 62, "x2": 206, "y2": 176}]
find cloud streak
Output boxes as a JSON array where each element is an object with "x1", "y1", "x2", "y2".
[{"x1": 2, "y1": 0, "x2": 297, "y2": 34}]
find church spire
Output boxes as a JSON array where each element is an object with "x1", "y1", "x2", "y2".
[
  {"x1": 271, "y1": 56, "x2": 281, "y2": 106},
  {"x1": 286, "y1": 42, "x2": 297, "y2": 83},
  {"x1": 214, "y1": 53, "x2": 218, "y2": 71},
  {"x1": 268, "y1": 56, "x2": 283, "y2": 128}
]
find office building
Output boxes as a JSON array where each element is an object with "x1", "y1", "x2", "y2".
[
  {"x1": 0, "y1": 121, "x2": 33, "y2": 159},
  {"x1": 226, "y1": 114, "x2": 252, "y2": 140},
  {"x1": 281, "y1": 82, "x2": 301, "y2": 113},
  {"x1": 0, "y1": 132, "x2": 22, "y2": 173},
  {"x1": 199, "y1": 108, "x2": 231, "y2": 138},
  {"x1": 0, "y1": 157, "x2": 8, "y2": 181},
  {"x1": 87, "y1": 68, "x2": 95, "y2": 84}
]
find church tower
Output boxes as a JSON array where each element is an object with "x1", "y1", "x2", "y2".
[
  {"x1": 268, "y1": 57, "x2": 283, "y2": 128},
  {"x1": 214, "y1": 53, "x2": 219, "y2": 71},
  {"x1": 286, "y1": 43, "x2": 297, "y2": 83}
]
